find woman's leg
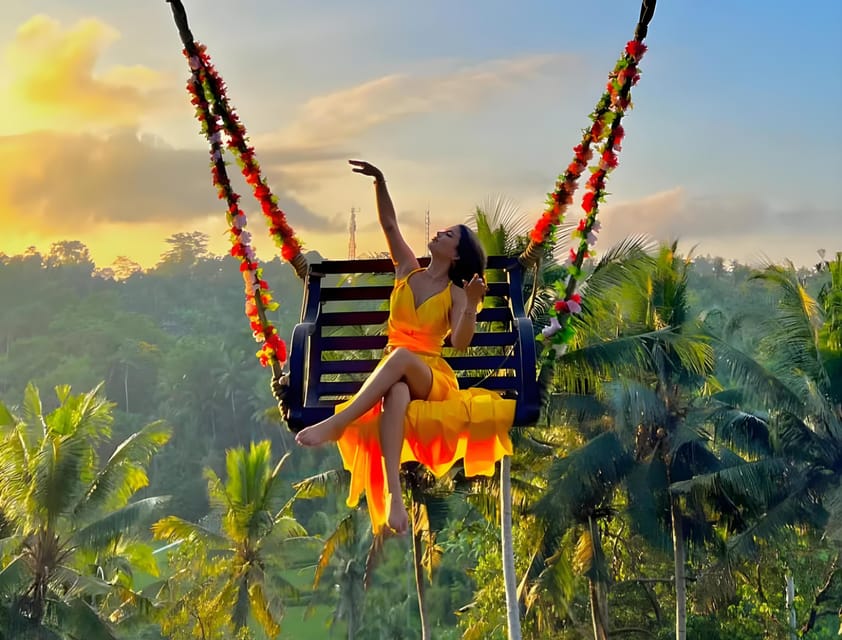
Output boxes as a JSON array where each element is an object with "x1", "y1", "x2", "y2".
[
  {"x1": 381, "y1": 381, "x2": 410, "y2": 534},
  {"x1": 296, "y1": 347, "x2": 432, "y2": 446}
]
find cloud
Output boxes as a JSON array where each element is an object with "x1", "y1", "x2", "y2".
[
  {"x1": 2, "y1": 14, "x2": 175, "y2": 132},
  {"x1": 0, "y1": 130, "x2": 334, "y2": 234},
  {"x1": 274, "y1": 53, "x2": 575, "y2": 150},
  {"x1": 600, "y1": 188, "x2": 841, "y2": 240},
  {"x1": 596, "y1": 187, "x2": 841, "y2": 266}
]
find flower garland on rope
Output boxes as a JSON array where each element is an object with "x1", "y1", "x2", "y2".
[
  {"x1": 184, "y1": 44, "x2": 305, "y2": 368},
  {"x1": 539, "y1": 39, "x2": 648, "y2": 350}
]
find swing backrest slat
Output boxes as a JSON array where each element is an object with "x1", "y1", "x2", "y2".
[{"x1": 283, "y1": 255, "x2": 539, "y2": 431}]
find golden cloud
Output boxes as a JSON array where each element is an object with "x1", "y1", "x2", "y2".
[
  {"x1": 3, "y1": 14, "x2": 174, "y2": 132},
  {"x1": 0, "y1": 130, "x2": 335, "y2": 235}
]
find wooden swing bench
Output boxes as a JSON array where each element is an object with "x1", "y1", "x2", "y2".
[{"x1": 281, "y1": 255, "x2": 540, "y2": 432}]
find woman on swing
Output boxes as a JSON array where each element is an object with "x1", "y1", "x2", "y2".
[{"x1": 296, "y1": 160, "x2": 515, "y2": 534}]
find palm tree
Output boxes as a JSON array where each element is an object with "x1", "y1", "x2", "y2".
[
  {"x1": 292, "y1": 468, "x2": 370, "y2": 639},
  {"x1": 470, "y1": 202, "x2": 685, "y2": 639},
  {"x1": 0, "y1": 382, "x2": 171, "y2": 639},
  {"x1": 674, "y1": 259, "x2": 842, "y2": 636},
  {"x1": 153, "y1": 440, "x2": 308, "y2": 638},
  {"x1": 529, "y1": 242, "x2": 721, "y2": 640}
]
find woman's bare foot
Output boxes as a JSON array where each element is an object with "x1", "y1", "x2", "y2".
[
  {"x1": 295, "y1": 416, "x2": 344, "y2": 446},
  {"x1": 388, "y1": 495, "x2": 409, "y2": 535}
]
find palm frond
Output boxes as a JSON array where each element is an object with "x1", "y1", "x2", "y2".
[
  {"x1": 71, "y1": 496, "x2": 170, "y2": 550},
  {"x1": 0, "y1": 402, "x2": 15, "y2": 430},
  {"x1": 542, "y1": 393, "x2": 608, "y2": 427},
  {"x1": 232, "y1": 574, "x2": 250, "y2": 631},
  {"x1": 75, "y1": 421, "x2": 171, "y2": 519},
  {"x1": 823, "y1": 481, "x2": 842, "y2": 541},
  {"x1": 48, "y1": 597, "x2": 119, "y2": 640},
  {"x1": 713, "y1": 339, "x2": 803, "y2": 413},
  {"x1": 151, "y1": 514, "x2": 229, "y2": 548},
  {"x1": 579, "y1": 235, "x2": 657, "y2": 319},
  {"x1": 312, "y1": 512, "x2": 356, "y2": 590},
  {"x1": 364, "y1": 529, "x2": 390, "y2": 590},
  {"x1": 52, "y1": 565, "x2": 113, "y2": 598},
  {"x1": 292, "y1": 469, "x2": 348, "y2": 501},
  {"x1": 670, "y1": 458, "x2": 788, "y2": 519},
  {"x1": 534, "y1": 432, "x2": 632, "y2": 525},
  {"x1": 22, "y1": 382, "x2": 45, "y2": 435},
  {"x1": 708, "y1": 409, "x2": 772, "y2": 458},
  {"x1": 605, "y1": 380, "x2": 667, "y2": 441},
  {"x1": 0, "y1": 555, "x2": 27, "y2": 595},
  {"x1": 625, "y1": 460, "x2": 671, "y2": 550},
  {"x1": 49, "y1": 383, "x2": 112, "y2": 441},
  {"x1": 776, "y1": 412, "x2": 841, "y2": 470},
  {"x1": 727, "y1": 475, "x2": 824, "y2": 556},
  {"x1": 469, "y1": 197, "x2": 532, "y2": 255},
  {"x1": 31, "y1": 430, "x2": 89, "y2": 523},
  {"x1": 248, "y1": 571, "x2": 283, "y2": 638}
]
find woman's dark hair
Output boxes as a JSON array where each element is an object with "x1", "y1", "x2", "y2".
[{"x1": 448, "y1": 224, "x2": 487, "y2": 288}]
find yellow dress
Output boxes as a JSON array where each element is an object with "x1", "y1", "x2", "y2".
[{"x1": 335, "y1": 268, "x2": 516, "y2": 531}]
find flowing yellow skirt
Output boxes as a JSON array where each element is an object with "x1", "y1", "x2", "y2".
[{"x1": 335, "y1": 354, "x2": 515, "y2": 531}]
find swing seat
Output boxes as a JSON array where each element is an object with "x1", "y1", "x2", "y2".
[{"x1": 281, "y1": 255, "x2": 539, "y2": 432}]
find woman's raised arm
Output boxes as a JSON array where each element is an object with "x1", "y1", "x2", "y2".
[{"x1": 350, "y1": 160, "x2": 419, "y2": 277}]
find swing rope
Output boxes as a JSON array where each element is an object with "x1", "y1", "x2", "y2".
[
  {"x1": 166, "y1": 0, "x2": 308, "y2": 376},
  {"x1": 518, "y1": 0, "x2": 656, "y2": 350},
  {"x1": 165, "y1": 0, "x2": 655, "y2": 373}
]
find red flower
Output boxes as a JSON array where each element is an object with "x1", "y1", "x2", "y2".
[
  {"x1": 590, "y1": 120, "x2": 604, "y2": 142},
  {"x1": 582, "y1": 191, "x2": 596, "y2": 212},
  {"x1": 554, "y1": 300, "x2": 570, "y2": 314},
  {"x1": 281, "y1": 243, "x2": 299, "y2": 261},
  {"x1": 570, "y1": 293, "x2": 582, "y2": 304},
  {"x1": 573, "y1": 143, "x2": 591, "y2": 164},
  {"x1": 625, "y1": 41, "x2": 647, "y2": 60},
  {"x1": 601, "y1": 150, "x2": 619, "y2": 168},
  {"x1": 577, "y1": 218, "x2": 587, "y2": 232}
]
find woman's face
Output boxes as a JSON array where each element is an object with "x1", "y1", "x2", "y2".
[{"x1": 428, "y1": 225, "x2": 461, "y2": 261}]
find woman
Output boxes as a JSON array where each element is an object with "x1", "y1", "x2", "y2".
[{"x1": 296, "y1": 160, "x2": 515, "y2": 534}]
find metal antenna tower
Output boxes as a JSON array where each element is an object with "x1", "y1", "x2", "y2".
[{"x1": 348, "y1": 207, "x2": 357, "y2": 260}]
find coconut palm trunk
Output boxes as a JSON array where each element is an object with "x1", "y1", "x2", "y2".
[
  {"x1": 501, "y1": 455, "x2": 522, "y2": 639},
  {"x1": 410, "y1": 500, "x2": 431, "y2": 640},
  {"x1": 671, "y1": 495, "x2": 687, "y2": 640},
  {"x1": 587, "y1": 516, "x2": 609, "y2": 640}
]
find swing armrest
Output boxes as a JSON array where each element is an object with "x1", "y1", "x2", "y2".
[
  {"x1": 284, "y1": 320, "x2": 316, "y2": 428},
  {"x1": 511, "y1": 315, "x2": 540, "y2": 426}
]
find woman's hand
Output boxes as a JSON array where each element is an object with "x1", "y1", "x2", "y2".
[
  {"x1": 349, "y1": 159, "x2": 384, "y2": 182},
  {"x1": 463, "y1": 273, "x2": 488, "y2": 308}
]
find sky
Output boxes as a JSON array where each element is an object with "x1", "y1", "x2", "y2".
[{"x1": 1, "y1": 0, "x2": 840, "y2": 269}]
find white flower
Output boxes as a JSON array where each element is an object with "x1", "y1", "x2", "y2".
[
  {"x1": 239, "y1": 230, "x2": 252, "y2": 244},
  {"x1": 232, "y1": 214, "x2": 247, "y2": 229},
  {"x1": 567, "y1": 300, "x2": 582, "y2": 314},
  {"x1": 541, "y1": 316, "x2": 563, "y2": 338},
  {"x1": 189, "y1": 57, "x2": 201, "y2": 71}
]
